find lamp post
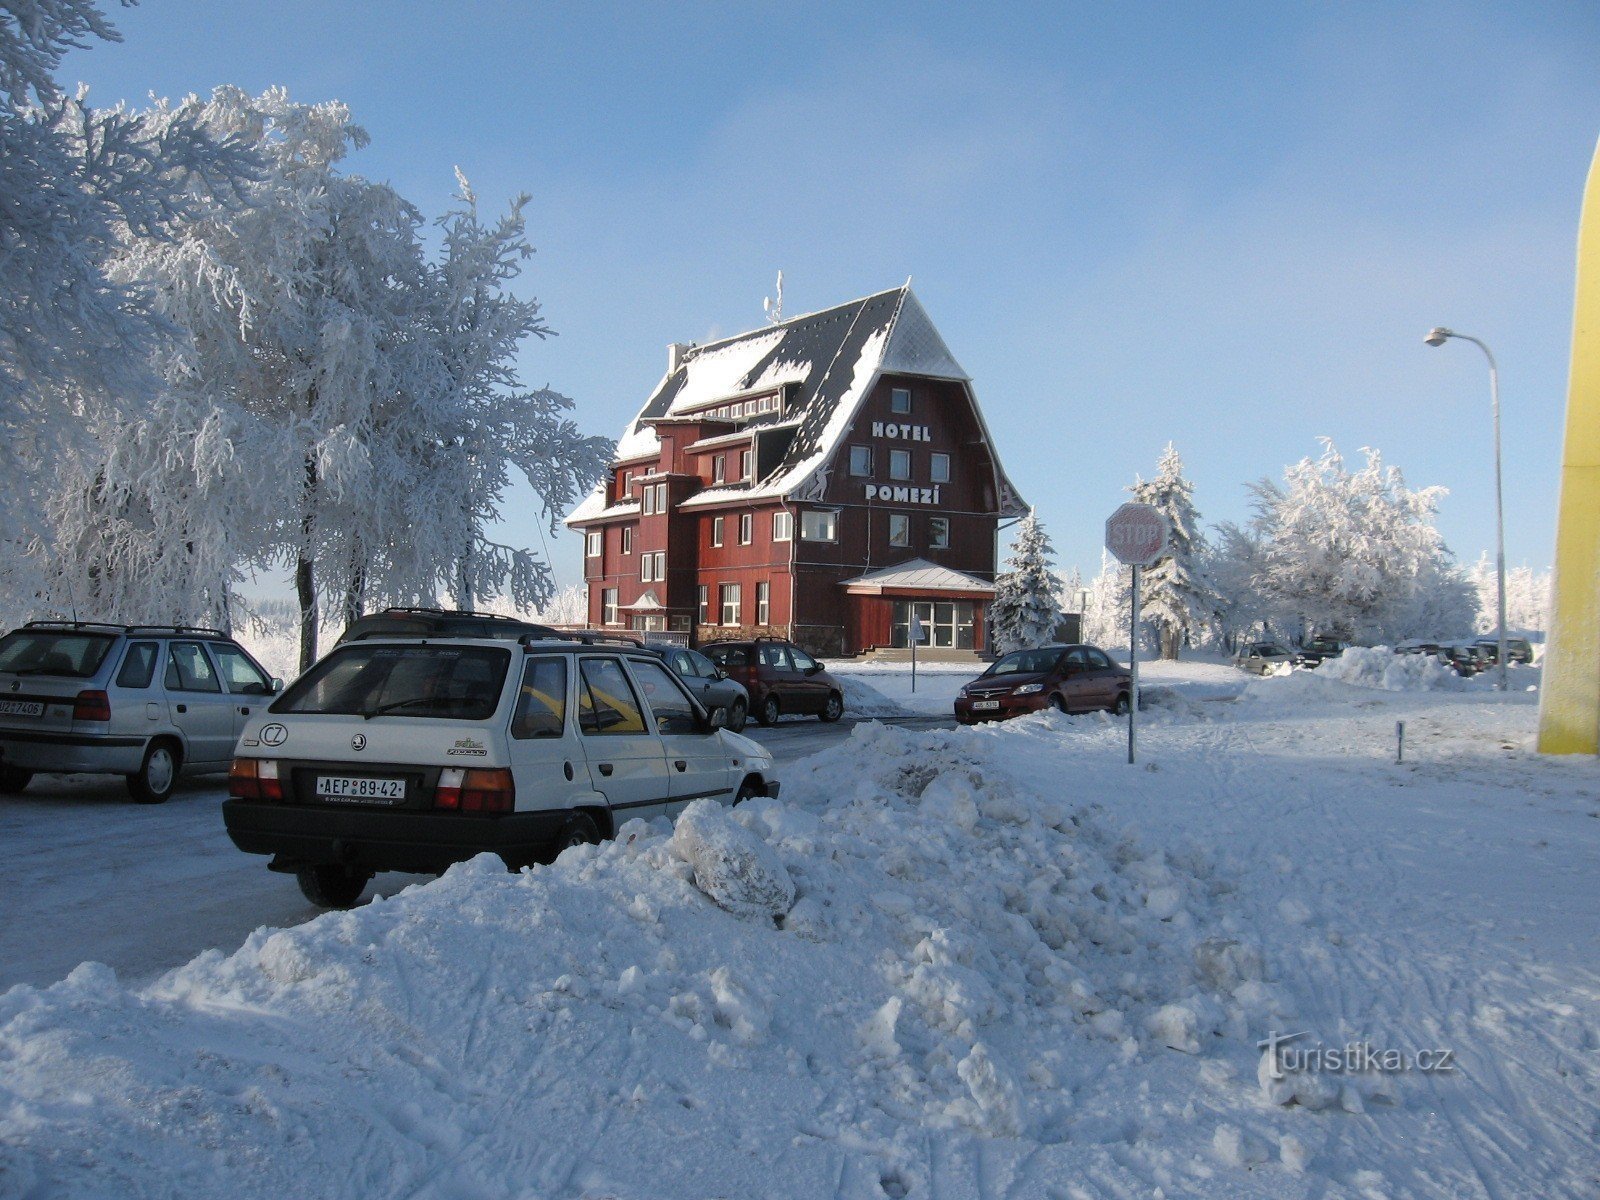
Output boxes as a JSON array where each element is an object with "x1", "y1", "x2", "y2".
[{"x1": 1424, "y1": 327, "x2": 1508, "y2": 692}]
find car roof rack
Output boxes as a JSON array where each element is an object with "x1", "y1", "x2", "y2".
[
  {"x1": 22, "y1": 620, "x2": 226, "y2": 637},
  {"x1": 518, "y1": 631, "x2": 643, "y2": 649},
  {"x1": 370, "y1": 606, "x2": 541, "y2": 624}
]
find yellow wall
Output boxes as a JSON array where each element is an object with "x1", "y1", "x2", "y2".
[{"x1": 1538, "y1": 135, "x2": 1600, "y2": 755}]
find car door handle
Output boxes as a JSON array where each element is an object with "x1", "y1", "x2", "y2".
[
  {"x1": 175, "y1": 704, "x2": 187, "y2": 714},
  {"x1": 597, "y1": 763, "x2": 613, "y2": 777},
  {"x1": 674, "y1": 760, "x2": 687, "y2": 772},
  {"x1": 238, "y1": 706, "x2": 251, "y2": 716}
]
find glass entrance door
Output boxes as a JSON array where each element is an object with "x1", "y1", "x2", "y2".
[{"x1": 891, "y1": 600, "x2": 975, "y2": 649}]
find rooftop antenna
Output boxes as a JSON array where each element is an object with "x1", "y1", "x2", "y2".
[{"x1": 763, "y1": 270, "x2": 784, "y2": 324}]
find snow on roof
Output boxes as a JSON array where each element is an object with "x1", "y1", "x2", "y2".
[
  {"x1": 571, "y1": 285, "x2": 1026, "y2": 525},
  {"x1": 841, "y1": 557, "x2": 997, "y2": 595},
  {"x1": 566, "y1": 492, "x2": 640, "y2": 523}
]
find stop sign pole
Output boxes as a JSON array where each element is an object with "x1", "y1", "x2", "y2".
[{"x1": 1105, "y1": 503, "x2": 1172, "y2": 764}]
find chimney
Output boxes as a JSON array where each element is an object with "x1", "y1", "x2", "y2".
[{"x1": 668, "y1": 342, "x2": 692, "y2": 373}]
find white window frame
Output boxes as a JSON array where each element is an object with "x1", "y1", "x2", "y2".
[
  {"x1": 849, "y1": 445, "x2": 872, "y2": 477},
  {"x1": 772, "y1": 510, "x2": 793, "y2": 542},
  {"x1": 888, "y1": 513, "x2": 910, "y2": 547},
  {"x1": 711, "y1": 516, "x2": 724, "y2": 547},
  {"x1": 620, "y1": 526, "x2": 632, "y2": 555},
  {"x1": 585, "y1": 530, "x2": 602, "y2": 557},
  {"x1": 800, "y1": 510, "x2": 837, "y2": 542},
  {"x1": 720, "y1": 583, "x2": 741, "y2": 626},
  {"x1": 929, "y1": 516, "x2": 950, "y2": 549},
  {"x1": 889, "y1": 449, "x2": 911, "y2": 480},
  {"x1": 697, "y1": 585, "x2": 709, "y2": 624},
  {"x1": 653, "y1": 551, "x2": 665, "y2": 579},
  {"x1": 931, "y1": 453, "x2": 951, "y2": 484},
  {"x1": 738, "y1": 512, "x2": 753, "y2": 545},
  {"x1": 756, "y1": 580, "x2": 770, "y2": 625},
  {"x1": 602, "y1": 588, "x2": 619, "y2": 626},
  {"x1": 642, "y1": 486, "x2": 655, "y2": 516},
  {"x1": 890, "y1": 387, "x2": 911, "y2": 414},
  {"x1": 741, "y1": 448, "x2": 753, "y2": 480},
  {"x1": 654, "y1": 483, "x2": 668, "y2": 511},
  {"x1": 640, "y1": 554, "x2": 654, "y2": 583},
  {"x1": 713, "y1": 454, "x2": 726, "y2": 484}
]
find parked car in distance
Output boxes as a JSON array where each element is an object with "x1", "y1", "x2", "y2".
[
  {"x1": 1439, "y1": 641, "x2": 1489, "y2": 676},
  {"x1": 954, "y1": 644, "x2": 1130, "y2": 724},
  {"x1": 1232, "y1": 641, "x2": 1295, "y2": 675},
  {"x1": 0, "y1": 620, "x2": 280, "y2": 802},
  {"x1": 1472, "y1": 636, "x2": 1534, "y2": 665},
  {"x1": 1395, "y1": 639, "x2": 1442, "y2": 657},
  {"x1": 1294, "y1": 636, "x2": 1348, "y2": 668},
  {"x1": 702, "y1": 637, "x2": 844, "y2": 726},
  {"x1": 337, "y1": 606, "x2": 557, "y2": 645},
  {"x1": 639, "y1": 644, "x2": 750, "y2": 732},
  {"x1": 223, "y1": 636, "x2": 778, "y2": 908}
]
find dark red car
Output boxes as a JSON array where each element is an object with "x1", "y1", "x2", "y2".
[
  {"x1": 954, "y1": 644, "x2": 1130, "y2": 724},
  {"x1": 703, "y1": 637, "x2": 845, "y2": 726}
]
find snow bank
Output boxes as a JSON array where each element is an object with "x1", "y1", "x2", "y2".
[
  {"x1": 837, "y1": 673, "x2": 913, "y2": 717},
  {"x1": 1319, "y1": 645, "x2": 1473, "y2": 692},
  {"x1": 0, "y1": 722, "x2": 1317, "y2": 1197}
]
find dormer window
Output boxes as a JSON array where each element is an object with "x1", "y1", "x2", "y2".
[{"x1": 890, "y1": 387, "x2": 911, "y2": 414}]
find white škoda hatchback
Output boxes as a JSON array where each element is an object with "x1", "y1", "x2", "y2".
[{"x1": 223, "y1": 636, "x2": 779, "y2": 908}]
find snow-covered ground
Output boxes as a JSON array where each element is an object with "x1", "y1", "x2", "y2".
[{"x1": 2, "y1": 660, "x2": 1597, "y2": 1198}]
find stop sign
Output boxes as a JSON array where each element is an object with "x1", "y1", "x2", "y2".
[{"x1": 1105, "y1": 503, "x2": 1171, "y2": 566}]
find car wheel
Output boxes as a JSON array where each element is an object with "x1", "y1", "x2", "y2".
[
  {"x1": 1049, "y1": 693, "x2": 1069, "y2": 714},
  {"x1": 1112, "y1": 693, "x2": 1132, "y2": 716},
  {"x1": 0, "y1": 765, "x2": 32, "y2": 794},
  {"x1": 555, "y1": 811, "x2": 602, "y2": 855},
  {"x1": 734, "y1": 776, "x2": 762, "y2": 805},
  {"x1": 126, "y1": 740, "x2": 179, "y2": 804},
  {"x1": 727, "y1": 698, "x2": 748, "y2": 733},
  {"x1": 819, "y1": 692, "x2": 844, "y2": 723},
  {"x1": 296, "y1": 864, "x2": 373, "y2": 909},
  {"x1": 757, "y1": 694, "x2": 781, "y2": 727}
]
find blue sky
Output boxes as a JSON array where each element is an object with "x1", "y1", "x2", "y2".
[{"x1": 66, "y1": 1, "x2": 1600, "y2": 593}]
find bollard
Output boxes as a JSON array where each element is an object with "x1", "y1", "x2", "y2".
[{"x1": 1396, "y1": 720, "x2": 1405, "y2": 764}]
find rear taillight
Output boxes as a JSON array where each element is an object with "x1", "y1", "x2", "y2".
[
  {"x1": 229, "y1": 758, "x2": 283, "y2": 802},
  {"x1": 434, "y1": 767, "x2": 514, "y2": 814},
  {"x1": 73, "y1": 690, "x2": 111, "y2": 722}
]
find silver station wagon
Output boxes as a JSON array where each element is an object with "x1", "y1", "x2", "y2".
[
  {"x1": 0, "y1": 621, "x2": 281, "y2": 802},
  {"x1": 223, "y1": 636, "x2": 779, "y2": 908}
]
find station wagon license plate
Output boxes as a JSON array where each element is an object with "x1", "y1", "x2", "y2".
[
  {"x1": 0, "y1": 699, "x2": 44, "y2": 718},
  {"x1": 315, "y1": 775, "x2": 405, "y2": 803},
  {"x1": 972, "y1": 700, "x2": 1001, "y2": 711}
]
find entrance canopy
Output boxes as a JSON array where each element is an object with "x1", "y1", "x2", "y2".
[{"x1": 841, "y1": 558, "x2": 995, "y2": 597}]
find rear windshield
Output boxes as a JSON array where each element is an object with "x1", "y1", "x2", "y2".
[
  {"x1": 0, "y1": 631, "x2": 117, "y2": 679},
  {"x1": 984, "y1": 648, "x2": 1063, "y2": 677},
  {"x1": 273, "y1": 644, "x2": 511, "y2": 720}
]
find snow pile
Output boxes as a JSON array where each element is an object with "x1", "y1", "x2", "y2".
[
  {"x1": 1320, "y1": 645, "x2": 1470, "y2": 692},
  {"x1": 837, "y1": 673, "x2": 913, "y2": 717},
  {"x1": 0, "y1": 721, "x2": 1329, "y2": 1197}
]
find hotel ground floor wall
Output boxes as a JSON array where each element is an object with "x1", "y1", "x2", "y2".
[{"x1": 848, "y1": 593, "x2": 987, "y2": 654}]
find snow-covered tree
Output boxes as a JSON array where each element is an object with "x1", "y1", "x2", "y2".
[
  {"x1": 1203, "y1": 519, "x2": 1287, "y2": 649},
  {"x1": 1081, "y1": 551, "x2": 1132, "y2": 648},
  {"x1": 1247, "y1": 440, "x2": 1470, "y2": 644},
  {"x1": 988, "y1": 511, "x2": 1065, "y2": 655},
  {"x1": 1468, "y1": 555, "x2": 1552, "y2": 636},
  {"x1": 0, "y1": 2, "x2": 254, "y2": 610},
  {"x1": 1127, "y1": 444, "x2": 1216, "y2": 659}
]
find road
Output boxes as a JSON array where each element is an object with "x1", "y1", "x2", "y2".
[{"x1": 0, "y1": 713, "x2": 954, "y2": 992}]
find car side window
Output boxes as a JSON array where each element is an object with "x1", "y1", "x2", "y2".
[
  {"x1": 210, "y1": 643, "x2": 272, "y2": 694},
  {"x1": 669, "y1": 650, "x2": 696, "y2": 677},
  {"x1": 1062, "y1": 648, "x2": 1090, "y2": 671},
  {"x1": 116, "y1": 641, "x2": 159, "y2": 689},
  {"x1": 578, "y1": 657, "x2": 647, "y2": 735},
  {"x1": 165, "y1": 642, "x2": 221, "y2": 693},
  {"x1": 512, "y1": 657, "x2": 567, "y2": 739},
  {"x1": 791, "y1": 648, "x2": 818, "y2": 671},
  {"x1": 710, "y1": 646, "x2": 748, "y2": 669},
  {"x1": 627, "y1": 658, "x2": 699, "y2": 735},
  {"x1": 760, "y1": 644, "x2": 792, "y2": 670},
  {"x1": 686, "y1": 650, "x2": 717, "y2": 677},
  {"x1": 1086, "y1": 649, "x2": 1112, "y2": 669}
]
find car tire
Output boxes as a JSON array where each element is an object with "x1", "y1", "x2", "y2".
[
  {"x1": 126, "y1": 740, "x2": 179, "y2": 804},
  {"x1": 555, "y1": 811, "x2": 602, "y2": 855},
  {"x1": 819, "y1": 692, "x2": 844, "y2": 723},
  {"x1": 1112, "y1": 693, "x2": 1132, "y2": 716},
  {"x1": 734, "y1": 776, "x2": 762, "y2": 805},
  {"x1": 0, "y1": 765, "x2": 32, "y2": 794},
  {"x1": 296, "y1": 864, "x2": 373, "y2": 909},
  {"x1": 757, "y1": 694, "x2": 781, "y2": 727},
  {"x1": 727, "y1": 698, "x2": 748, "y2": 733},
  {"x1": 1049, "y1": 693, "x2": 1069, "y2": 714}
]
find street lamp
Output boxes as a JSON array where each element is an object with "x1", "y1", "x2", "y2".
[{"x1": 1424, "y1": 326, "x2": 1508, "y2": 692}]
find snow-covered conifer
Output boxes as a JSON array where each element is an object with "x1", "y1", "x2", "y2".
[
  {"x1": 988, "y1": 511, "x2": 1065, "y2": 655},
  {"x1": 1127, "y1": 445, "x2": 1217, "y2": 659}
]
